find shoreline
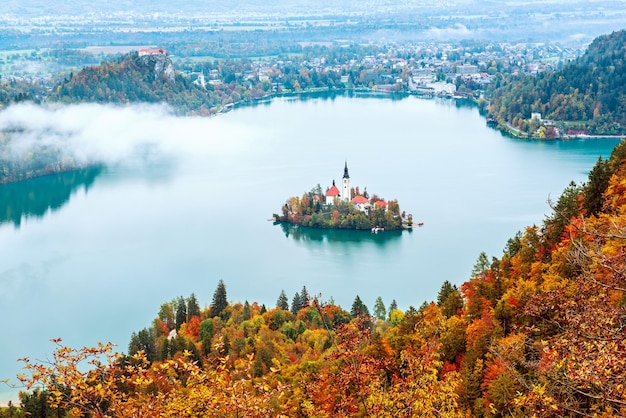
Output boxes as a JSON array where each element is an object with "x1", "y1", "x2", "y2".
[{"x1": 274, "y1": 218, "x2": 409, "y2": 232}]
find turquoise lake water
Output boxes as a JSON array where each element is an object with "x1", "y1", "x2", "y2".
[{"x1": 0, "y1": 94, "x2": 621, "y2": 402}]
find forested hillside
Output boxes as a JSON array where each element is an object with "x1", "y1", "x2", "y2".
[
  {"x1": 0, "y1": 78, "x2": 46, "y2": 106},
  {"x1": 45, "y1": 50, "x2": 349, "y2": 116},
  {"x1": 0, "y1": 130, "x2": 89, "y2": 184},
  {"x1": 488, "y1": 30, "x2": 626, "y2": 136},
  {"x1": 47, "y1": 52, "x2": 216, "y2": 114},
  {"x1": 11, "y1": 140, "x2": 626, "y2": 417}
]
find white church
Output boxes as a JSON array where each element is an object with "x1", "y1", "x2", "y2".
[
  {"x1": 325, "y1": 161, "x2": 352, "y2": 205},
  {"x1": 325, "y1": 162, "x2": 387, "y2": 211}
]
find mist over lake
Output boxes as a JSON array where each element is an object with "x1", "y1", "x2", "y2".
[{"x1": 0, "y1": 94, "x2": 621, "y2": 403}]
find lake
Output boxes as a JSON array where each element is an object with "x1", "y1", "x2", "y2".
[{"x1": 0, "y1": 94, "x2": 621, "y2": 403}]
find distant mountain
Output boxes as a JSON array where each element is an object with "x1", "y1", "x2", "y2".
[{"x1": 487, "y1": 30, "x2": 626, "y2": 136}]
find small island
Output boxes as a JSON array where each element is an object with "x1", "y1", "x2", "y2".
[{"x1": 274, "y1": 162, "x2": 414, "y2": 231}]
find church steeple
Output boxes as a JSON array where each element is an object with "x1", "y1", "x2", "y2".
[{"x1": 342, "y1": 161, "x2": 351, "y2": 202}]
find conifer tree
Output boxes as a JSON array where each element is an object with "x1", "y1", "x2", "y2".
[
  {"x1": 300, "y1": 285, "x2": 310, "y2": 308},
  {"x1": 128, "y1": 327, "x2": 156, "y2": 361},
  {"x1": 583, "y1": 156, "x2": 610, "y2": 216},
  {"x1": 187, "y1": 293, "x2": 200, "y2": 320},
  {"x1": 470, "y1": 252, "x2": 490, "y2": 278},
  {"x1": 277, "y1": 290, "x2": 289, "y2": 310},
  {"x1": 211, "y1": 279, "x2": 228, "y2": 318},
  {"x1": 351, "y1": 295, "x2": 369, "y2": 318},
  {"x1": 373, "y1": 296, "x2": 386, "y2": 321},
  {"x1": 243, "y1": 300, "x2": 251, "y2": 321},
  {"x1": 175, "y1": 296, "x2": 187, "y2": 330},
  {"x1": 437, "y1": 281, "x2": 463, "y2": 318},
  {"x1": 544, "y1": 181, "x2": 582, "y2": 245},
  {"x1": 291, "y1": 292, "x2": 302, "y2": 315},
  {"x1": 437, "y1": 281, "x2": 456, "y2": 306},
  {"x1": 388, "y1": 299, "x2": 398, "y2": 321},
  {"x1": 389, "y1": 299, "x2": 398, "y2": 311}
]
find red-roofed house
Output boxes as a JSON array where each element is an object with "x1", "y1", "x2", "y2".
[
  {"x1": 139, "y1": 48, "x2": 166, "y2": 56},
  {"x1": 351, "y1": 195, "x2": 369, "y2": 211},
  {"x1": 374, "y1": 200, "x2": 387, "y2": 210},
  {"x1": 325, "y1": 180, "x2": 341, "y2": 205}
]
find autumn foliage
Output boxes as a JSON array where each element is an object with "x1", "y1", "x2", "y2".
[{"x1": 10, "y1": 141, "x2": 626, "y2": 416}]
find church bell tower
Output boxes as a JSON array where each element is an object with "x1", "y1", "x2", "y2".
[{"x1": 342, "y1": 161, "x2": 351, "y2": 202}]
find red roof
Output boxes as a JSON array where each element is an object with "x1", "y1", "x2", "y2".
[
  {"x1": 139, "y1": 48, "x2": 166, "y2": 55},
  {"x1": 375, "y1": 200, "x2": 387, "y2": 208},
  {"x1": 326, "y1": 185, "x2": 340, "y2": 197},
  {"x1": 351, "y1": 195, "x2": 369, "y2": 204}
]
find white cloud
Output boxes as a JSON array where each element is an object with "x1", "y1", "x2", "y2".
[
  {"x1": 0, "y1": 102, "x2": 254, "y2": 166},
  {"x1": 422, "y1": 24, "x2": 477, "y2": 40}
]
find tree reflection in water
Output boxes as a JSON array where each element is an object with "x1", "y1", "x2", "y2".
[{"x1": 0, "y1": 166, "x2": 103, "y2": 228}]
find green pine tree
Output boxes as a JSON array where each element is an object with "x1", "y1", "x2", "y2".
[
  {"x1": 211, "y1": 279, "x2": 228, "y2": 318},
  {"x1": 373, "y1": 296, "x2": 386, "y2": 321},
  {"x1": 277, "y1": 290, "x2": 289, "y2": 310},
  {"x1": 351, "y1": 295, "x2": 369, "y2": 318}
]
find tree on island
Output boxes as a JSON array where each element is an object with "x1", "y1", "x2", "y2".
[{"x1": 276, "y1": 187, "x2": 405, "y2": 231}]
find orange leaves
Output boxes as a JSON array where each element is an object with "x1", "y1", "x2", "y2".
[
  {"x1": 465, "y1": 308, "x2": 498, "y2": 356},
  {"x1": 603, "y1": 166, "x2": 626, "y2": 215},
  {"x1": 186, "y1": 315, "x2": 201, "y2": 341},
  {"x1": 14, "y1": 147, "x2": 626, "y2": 418},
  {"x1": 154, "y1": 318, "x2": 170, "y2": 337}
]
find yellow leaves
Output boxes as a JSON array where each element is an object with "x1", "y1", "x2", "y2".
[
  {"x1": 389, "y1": 308, "x2": 404, "y2": 326},
  {"x1": 603, "y1": 171, "x2": 626, "y2": 215}
]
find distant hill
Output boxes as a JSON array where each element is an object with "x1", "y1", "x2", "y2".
[
  {"x1": 487, "y1": 30, "x2": 626, "y2": 136},
  {"x1": 47, "y1": 51, "x2": 215, "y2": 114}
]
